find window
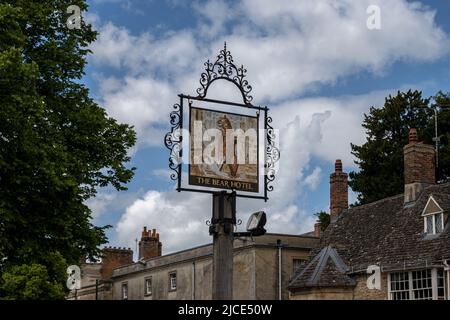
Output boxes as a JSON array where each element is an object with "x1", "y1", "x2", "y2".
[
  {"x1": 145, "y1": 277, "x2": 152, "y2": 296},
  {"x1": 437, "y1": 269, "x2": 445, "y2": 300},
  {"x1": 411, "y1": 269, "x2": 432, "y2": 300},
  {"x1": 169, "y1": 272, "x2": 177, "y2": 291},
  {"x1": 389, "y1": 272, "x2": 410, "y2": 300},
  {"x1": 422, "y1": 196, "x2": 445, "y2": 236},
  {"x1": 121, "y1": 282, "x2": 128, "y2": 300},
  {"x1": 292, "y1": 259, "x2": 305, "y2": 275},
  {"x1": 424, "y1": 213, "x2": 444, "y2": 235},
  {"x1": 389, "y1": 268, "x2": 447, "y2": 300}
]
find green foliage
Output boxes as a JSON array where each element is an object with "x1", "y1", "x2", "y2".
[
  {"x1": 0, "y1": 263, "x2": 65, "y2": 300},
  {"x1": 314, "y1": 211, "x2": 330, "y2": 231},
  {"x1": 349, "y1": 90, "x2": 450, "y2": 205},
  {"x1": 0, "y1": 0, "x2": 136, "y2": 297}
]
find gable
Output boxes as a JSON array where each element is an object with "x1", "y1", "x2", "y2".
[{"x1": 422, "y1": 196, "x2": 443, "y2": 216}]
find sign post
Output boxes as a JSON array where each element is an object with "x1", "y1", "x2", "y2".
[
  {"x1": 164, "y1": 43, "x2": 279, "y2": 300},
  {"x1": 211, "y1": 191, "x2": 235, "y2": 299}
]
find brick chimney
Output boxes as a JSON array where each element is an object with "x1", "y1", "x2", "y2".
[
  {"x1": 330, "y1": 159, "x2": 348, "y2": 220},
  {"x1": 314, "y1": 223, "x2": 321, "y2": 237},
  {"x1": 100, "y1": 247, "x2": 133, "y2": 280},
  {"x1": 404, "y1": 128, "x2": 435, "y2": 203},
  {"x1": 138, "y1": 226, "x2": 162, "y2": 261}
]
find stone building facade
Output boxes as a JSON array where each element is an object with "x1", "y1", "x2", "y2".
[
  {"x1": 289, "y1": 129, "x2": 450, "y2": 300},
  {"x1": 69, "y1": 233, "x2": 319, "y2": 300}
]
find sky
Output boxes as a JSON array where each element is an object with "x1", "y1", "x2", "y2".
[{"x1": 81, "y1": 0, "x2": 450, "y2": 256}]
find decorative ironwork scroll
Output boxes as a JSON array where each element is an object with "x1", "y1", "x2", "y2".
[
  {"x1": 164, "y1": 43, "x2": 279, "y2": 201},
  {"x1": 265, "y1": 114, "x2": 280, "y2": 195},
  {"x1": 197, "y1": 42, "x2": 253, "y2": 105},
  {"x1": 164, "y1": 103, "x2": 182, "y2": 182}
]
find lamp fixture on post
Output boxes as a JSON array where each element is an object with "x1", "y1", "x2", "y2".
[{"x1": 234, "y1": 211, "x2": 267, "y2": 238}]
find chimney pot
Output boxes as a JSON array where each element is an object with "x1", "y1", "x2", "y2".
[
  {"x1": 330, "y1": 159, "x2": 348, "y2": 220},
  {"x1": 139, "y1": 228, "x2": 162, "y2": 261},
  {"x1": 403, "y1": 128, "x2": 435, "y2": 203},
  {"x1": 409, "y1": 128, "x2": 418, "y2": 143},
  {"x1": 314, "y1": 223, "x2": 321, "y2": 237},
  {"x1": 335, "y1": 159, "x2": 342, "y2": 172}
]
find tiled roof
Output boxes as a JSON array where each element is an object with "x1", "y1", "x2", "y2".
[
  {"x1": 289, "y1": 183, "x2": 450, "y2": 290},
  {"x1": 288, "y1": 246, "x2": 355, "y2": 290}
]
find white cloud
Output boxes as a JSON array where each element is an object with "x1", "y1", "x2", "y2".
[
  {"x1": 97, "y1": 75, "x2": 174, "y2": 146},
  {"x1": 86, "y1": 0, "x2": 450, "y2": 253},
  {"x1": 304, "y1": 167, "x2": 322, "y2": 190},
  {"x1": 193, "y1": 0, "x2": 234, "y2": 38},
  {"x1": 115, "y1": 104, "x2": 333, "y2": 252},
  {"x1": 271, "y1": 89, "x2": 392, "y2": 166},
  {"x1": 89, "y1": 0, "x2": 449, "y2": 148},
  {"x1": 86, "y1": 192, "x2": 117, "y2": 219},
  {"x1": 116, "y1": 190, "x2": 212, "y2": 253}
]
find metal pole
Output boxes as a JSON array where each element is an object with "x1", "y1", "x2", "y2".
[
  {"x1": 434, "y1": 108, "x2": 439, "y2": 168},
  {"x1": 277, "y1": 239, "x2": 282, "y2": 300},
  {"x1": 95, "y1": 279, "x2": 99, "y2": 300},
  {"x1": 212, "y1": 191, "x2": 236, "y2": 300},
  {"x1": 192, "y1": 261, "x2": 196, "y2": 300}
]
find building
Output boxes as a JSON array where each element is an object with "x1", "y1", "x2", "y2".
[
  {"x1": 288, "y1": 129, "x2": 450, "y2": 300},
  {"x1": 69, "y1": 228, "x2": 319, "y2": 300}
]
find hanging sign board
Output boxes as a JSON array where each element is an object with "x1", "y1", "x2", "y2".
[
  {"x1": 189, "y1": 106, "x2": 259, "y2": 193},
  {"x1": 164, "y1": 43, "x2": 280, "y2": 201}
]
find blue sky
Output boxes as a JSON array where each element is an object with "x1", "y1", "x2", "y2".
[{"x1": 82, "y1": 0, "x2": 450, "y2": 254}]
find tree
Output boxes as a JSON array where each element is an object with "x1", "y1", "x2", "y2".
[
  {"x1": 0, "y1": 0, "x2": 136, "y2": 297},
  {"x1": 349, "y1": 90, "x2": 450, "y2": 205},
  {"x1": 0, "y1": 257, "x2": 66, "y2": 300},
  {"x1": 314, "y1": 211, "x2": 330, "y2": 231},
  {"x1": 434, "y1": 91, "x2": 450, "y2": 181}
]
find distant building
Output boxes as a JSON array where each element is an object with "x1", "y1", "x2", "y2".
[
  {"x1": 69, "y1": 228, "x2": 319, "y2": 300},
  {"x1": 289, "y1": 129, "x2": 450, "y2": 300}
]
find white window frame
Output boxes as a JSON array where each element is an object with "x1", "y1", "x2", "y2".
[
  {"x1": 121, "y1": 282, "x2": 128, "y2": 300},
  {"x1": 423, "y1": 212, "x2": 444, "y2": 235},
  {"x1": 292, "y1": 258, "x2": 305, "y2": 275},
  {"x1": 145, "y1": 277, "x2": 152, "y2": 296},
  {"x1": 388, "y1": 268, "x2": 447, "y2": 300},
  {"x1": 422, "y1": 196, "x2": 445, "y2": 235},
  {"x1": 169, "y1": 272, "x2": 177, "y2": 291}
]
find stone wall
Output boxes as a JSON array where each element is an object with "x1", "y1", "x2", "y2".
[
  {"x1": 290, "y1": 288, "x2": 354, "y2": 300},
  {"x1": 109, "y1": 235, "x2": 315, "y2": 300},
  {"x1": 353, "y1": 273, "x2": 388, "y2": 300}
]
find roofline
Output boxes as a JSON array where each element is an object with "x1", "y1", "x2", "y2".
[
  {"x1": 111, "y1": 235, "x2": 317, "y2": 276},
  {"x1": 346, "y1": 181, "x2": 450, "y2": 212},
  {"x1": 137, "y1": 233, "x2": 317, "y2": 263}
]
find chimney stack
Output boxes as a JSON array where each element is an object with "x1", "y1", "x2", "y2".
[
  {"x1": 404, "y1": 128, "x2": 435, "y2": 203},
  {"x1": 100, "y1": 247, "x2": 133, "y2": 280},
  {"x1": 330, "y1": 159, "x2": 348, "y2": 220},
  {"x1": 314, "y1": 223, "x2": 321, "y2": 237},
  {"x1": 139, "y1": 226, "x2": 162, "y2": 261}
]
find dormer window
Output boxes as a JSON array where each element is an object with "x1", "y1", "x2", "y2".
[
  {"x1": 424, "y1": 213, "x2": 444, "y2": 235},
  {"x1": 422, "y1": 195, "x2": 445, "y2": 236}
]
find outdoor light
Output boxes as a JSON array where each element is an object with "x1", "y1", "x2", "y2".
[
  {"x1": 247, "y1": 211, "x2": 266, "y2": 231},
  {"x1": 246, "y1": 211, "x2": 267, "y2": 236},
  {"x1": 232, "y1": 211, "x2": 267, "y2": 238}
]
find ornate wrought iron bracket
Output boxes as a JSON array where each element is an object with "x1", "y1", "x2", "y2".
[
  {"x1": 197, "y1": 42, "x2": 253, "y2": 106},
  {"x1": 164, "y1": 101, "x2": 183, "y2": 189},
  {"x1": 164, "y1": 43, "x2": 280, "y2": 201}
]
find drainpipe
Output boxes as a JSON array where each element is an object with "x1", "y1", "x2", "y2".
[
  {"x1": 276, "y1": 239, "x2": 282, "y2": 300},
  {"x1": 444, "y1": 260, "x2": 450, "y2": 300},
  {"x1": 192, "y1": 261, "x2": 196, "y2": 300}
]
